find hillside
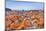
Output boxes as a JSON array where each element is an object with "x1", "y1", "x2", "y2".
[{"x1": 5, "y1": 8, "x2": 44, "y2": 30}]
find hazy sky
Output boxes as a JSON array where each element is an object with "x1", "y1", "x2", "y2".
[{"x1": 6, "y1": 0, "x2": 44, "y2": 10}]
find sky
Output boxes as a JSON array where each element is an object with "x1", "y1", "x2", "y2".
[{"x1": 6, "y1": 0, "x2": 44, "y2": 10}]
